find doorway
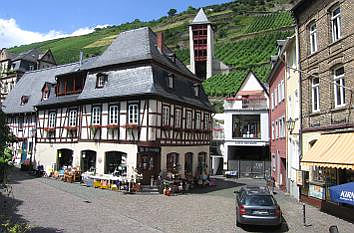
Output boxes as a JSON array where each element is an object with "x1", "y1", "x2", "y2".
[
  {"x1": 81, "y1": 150, "x2": 96, "y2": 172},
  {"x1": 137, "y1": 153, "x2": 160, "y2": 185},
  {"x1": 57, "y1": 149, "x2": 73, "y2": 170}
]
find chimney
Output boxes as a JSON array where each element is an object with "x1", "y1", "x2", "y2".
[{"x1": 157, "y1": 32, "x2": 164, "y2": 53}]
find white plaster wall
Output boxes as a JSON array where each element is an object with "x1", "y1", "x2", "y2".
[
  {"x1": 36, "y1": 142, "x2": 138, "y2": 177},
  {"x1": 206, "y1": 24, "x2": 214, "y2": 79},
  {"x1": 189, "y1": 26, "x2": 195, "y2": 74},
  {"x1": 161, "y1": 145, "x2": 210, "y2": 178},
  {"x1": 260, "y1": 112, "x2": 269, "y2": 141}
]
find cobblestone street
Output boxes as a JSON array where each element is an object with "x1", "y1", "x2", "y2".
[{"x1": 1, "y1": 170, "x2": 353, "y2": 233}]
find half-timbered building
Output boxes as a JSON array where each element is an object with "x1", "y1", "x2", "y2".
[{"x1": 7, "y1": 27, "x2": 213, "y2": 184}]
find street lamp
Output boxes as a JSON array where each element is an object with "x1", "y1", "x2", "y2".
[{"x1": 286, "y1": 117, "x2": 296, "y2": 134}]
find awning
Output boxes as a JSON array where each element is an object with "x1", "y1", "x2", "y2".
[
  {"x1": 301, "y1": 132, "x2": 354, "y2": 169},
  {"x1": 329, "y1": 182, "x2": 354, "y2": 206}
]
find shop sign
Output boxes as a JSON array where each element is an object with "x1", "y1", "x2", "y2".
[
  {"x1": 296, "y1": 170, "x2": 303, "y2": 186},
  {"x1": 309, "y1": 184, "x2": 325, "y2": 200}
]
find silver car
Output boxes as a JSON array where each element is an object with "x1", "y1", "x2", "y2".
[{"x1": 235, "y1": 186, "x2": 282, "y2": 227}]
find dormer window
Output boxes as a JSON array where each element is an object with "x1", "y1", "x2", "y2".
[
  {"x1": 29, "y1": 65, "x2": 34, "y2": 71},
  {"x1": 168, "y1": 74, "x2": 174, "y2": 89},
  {"x1": 42, "y1": 91, "x2": 49, "y2": 100},
  {"x1": 167, "y1": 53, "x2": 176, "y2": 63},
  {"x1": 96, "y1": 73, "x2": 108, "y2": 88},
  {"x1": 20, "y1": 96, "x2": 29, "y2": 105},
  {"x1": 194, "y1": 84, "x2": 199, "y2": 97}
]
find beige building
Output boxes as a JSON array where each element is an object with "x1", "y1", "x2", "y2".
[{"x1": 292, "y1": 0, "x2": 354, "y2": 219}]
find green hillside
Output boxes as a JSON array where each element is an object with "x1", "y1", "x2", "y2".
[{"x1": 8, "y1": 0, "x2": 294, "y2": 101}]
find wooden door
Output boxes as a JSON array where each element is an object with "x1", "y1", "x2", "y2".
[{"x1": 137, "y1": 153, "x2": 160, "y2": 185}]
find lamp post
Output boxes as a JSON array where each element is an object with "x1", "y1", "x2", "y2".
[{"x1": 286, "y1": 117, "x2": 296, "y2": 134}]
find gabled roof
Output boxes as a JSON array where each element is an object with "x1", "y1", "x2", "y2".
[
  {"x1": 1, "y1": 62, "x2": 81, "y2": 114},
  {"x1": 0, "y1": 49, "x2": 15, "y2": 61},
  {"x1": 191, "y1": 8, "x2": 211, "y2": 25},
  {"x1": 236, "y1": 71, "x2": 269, "y2": 97},
  {"x1": 12, "y1": 48, "x2": 40, "y2": 62},
  {"x1": 81, "y1": 27, "x2": 197, "y2": 80}
]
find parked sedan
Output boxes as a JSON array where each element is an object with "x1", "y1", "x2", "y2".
[{"x1": 235, "y1": 186, "x2": 282, "y2": 227}]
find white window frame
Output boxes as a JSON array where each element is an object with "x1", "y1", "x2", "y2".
[
  {"x1": 175, "y1": 108, "x2": 182, "y2": 128},
  {"x1": 312, "y1": 77, "x2": 320, "y2": 112},
  {"x1": 128, "y1": 104, "x2": 139, "y2": 124},
  {"x1": 333, "y1": 67, "x2": 345, "y2": 108},
  {"x1": 275, "y1": 120, "x2": 278, "y2": 139},
  {"x1": 162, "y1": 105, "x2": 170, "y2": 127},
  {"x1": 96, "y1": 74, "x2": 107, "y2": 88},
  {"x1": 109, "y1": 105, "x2": 119, "y2": 125},
  {"x1": 331, "y1": 7, "x2": 341, "y2": 42},
  {"x1": 68, "y1": 109, "x2": 77, "y2": 127},
  {"x1": 92, "y1": 106, "x2": 101, "y2": 125},
  {"x1": 48, "y1": 112, "x2": 56, "y2": 128},
  {"x1": 186, "y1": 111, "x2": 192, "y2": 129},
  {"x1": 272, "y1": 121, "x2": 275, "y2": 140},
  {"x1": 281, "y1": 80, "x2": 285, "y2": 101},
  {"x1": 204, "y1": 113, "x2": 210, "y2": 130},
  {"x1": 309, "y1": 23, "x2": 318, "y2": 53},
  {"x1": 195, "y1": 112, "x2": 201, "y2": 130}
]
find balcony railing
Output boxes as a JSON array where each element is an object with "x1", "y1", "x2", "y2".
[{"x1": 224, "y1": 98, "x2": 268, "y2": 110}]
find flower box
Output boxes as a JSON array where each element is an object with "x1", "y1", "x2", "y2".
[
  {"x1": 64, "y1": 126, "x2": 77, "y2": 131},
  {"x1": 44, "y1": 127, "x2": 55, "y2": 132},
  {"x1": 89, "y1": 125, "x2": 102, "y2": 129},
  {"x1": 123, "y1": 124, "x2": 139, "y2": 129},
  {"x1": 107, "y1": 124, "x2": 119, "y2": 129}
]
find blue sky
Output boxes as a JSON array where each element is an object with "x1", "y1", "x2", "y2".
[{"x1": 0, "y1": 0, "x2": 231, "y2": 48}]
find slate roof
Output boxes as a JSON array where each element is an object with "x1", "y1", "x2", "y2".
[
  {"x1": 6, "y1": 27, "x2": 213, "y2": 112},
  {"x1": 12, "y1": 48, "x2": 40, "y2": 62},
  {"x1": 1, "y1": 62, "x2": 81, "y2": 114},
  {"x1": 81, "y1": 27, "x2": 196, "y2": 80},
  {"x1": 191, "y1": 8, "x2": 211, "y2": 25}
]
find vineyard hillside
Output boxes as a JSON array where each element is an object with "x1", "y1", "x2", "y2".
[{"x1": 7, "y1": 0, "x2": 294, "y2": 104}]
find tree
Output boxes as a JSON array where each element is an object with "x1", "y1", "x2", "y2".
[
  {"x1": 168, "y1": 8, "x2": 177, "y2": 17},
  {"x1": 0, "y1": 109, "x2": 13, "y2": 184}
]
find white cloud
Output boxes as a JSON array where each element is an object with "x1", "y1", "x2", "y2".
[{"x1": 0, "y1": 18, "x2": 110, "y2": 48}]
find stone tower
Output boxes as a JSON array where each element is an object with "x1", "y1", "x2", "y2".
[{"x1": 189, "y1": 8, "x2": 214, "y2": 80}]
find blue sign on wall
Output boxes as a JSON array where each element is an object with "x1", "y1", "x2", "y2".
[{"x1": 329, "y1": 182, "x2": 354, "y2": 206}]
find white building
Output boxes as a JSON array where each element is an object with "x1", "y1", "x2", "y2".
[
  {"x1": 223, "y1": 72, "x2": 270, "y2": 178},
  {"x1": 2, "y1": 27, "x2": 213, "y2": 184}
]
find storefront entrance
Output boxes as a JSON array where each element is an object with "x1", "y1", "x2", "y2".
[
  {"x1": 81, "y1": 150, "x2": 97, "y2": 172},
  {"x1": 137, "y1": 147, "x2": 160, "y2": 185},
  {"x1": 57, "y1": 149, "x2": 73, "y2": 170}
]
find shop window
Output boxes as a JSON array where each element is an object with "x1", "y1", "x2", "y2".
[
  {"x1": 185, "y1": 153, "x2": 193, "y2": 176},
  {"x1": 105, "y1": 151, "x2": 127, "y2": 174},
  {"x1": 232, "y1": 115, "x2": 260, "y2": 139},
  {"x1": 166, "y1": 152, "x2": 179, "y2": 172}
]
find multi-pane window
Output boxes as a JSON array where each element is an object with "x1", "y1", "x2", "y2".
[
  {"x1": 162, "y1": 105, "x2": 170, "y2": 126},
  {"x1": 128, "y1": 104, "x2": 139, "y2": 124},
  {"x1": 195, "y1": 112, "x2": 201, "y2": 130},
  {"x1": 333, "y1": 67, "x2": 345, "y2": 107},
  {"x1": 96, "y1": 74, "x2": 107, "y2": 88},
  {"x1": 271, "y1": 93, "x2": 274, "y2": 110},
  {"x1": 275, "y1": 120, "x2": 278, "y2": 139},
  {"x1": 68, "y1": 109, "x2": 77, "y2": 127},
  {"x1": 274, "y1": 88, "x2": 278, "y2": 106},
  {"x1": 312, "y1": 77, "x2": 320, "y2": 112},
  {"x1": 281, "y1": 80, "x2": 285, "y2": 101},
  {"x1": 204, "y1": 113, "x2": 210, "y2": 130},
  {"x1": 109, "y1": 105, "x2": 119, "y2": 125},
  {"x1": 175, "y1": 108, "x2": 182, "y2": 128},
  {"x1": 92, "y1": 106, "x2": 101, "y2": 125},
  {"x1": 186, "y1": 111, "x2": 192, "y2": 129},
  {"x1": 331, "y1": 7, "x2": 341, "y2": 42},
  {"x1": 309, "y1": 23, "x2": 317, "y2": 53},
  {"x1": 48, "y1": 112, "x2": 56, "y2": 128}
]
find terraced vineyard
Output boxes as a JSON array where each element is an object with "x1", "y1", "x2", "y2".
[
  {"x1": 245, "y1": 11, "x2": 294, "y2": 33},
  {"x1": 215, "y1": 31, "x2": 292, "y2": 67}
]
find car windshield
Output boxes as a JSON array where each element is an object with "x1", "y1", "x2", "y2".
[{"x1": 244, "y1": 195, "x2": 275, "y2": 206}]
